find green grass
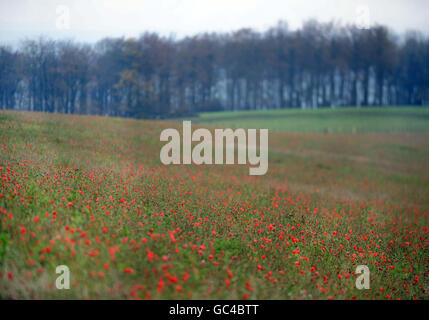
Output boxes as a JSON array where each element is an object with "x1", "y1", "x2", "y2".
[{"x1": 187, "y1": 107, "x2": 429, "y2": 133}]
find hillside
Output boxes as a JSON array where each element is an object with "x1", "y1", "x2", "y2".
[{"x1": 0, "y1": 110, "x2": 428, "y2": 299}]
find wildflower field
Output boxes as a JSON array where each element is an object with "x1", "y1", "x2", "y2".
[{"x1": 0, "y1": 109, "x2": 428, "y2": 299}]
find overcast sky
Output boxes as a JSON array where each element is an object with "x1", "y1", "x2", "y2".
[{"x1": 1, "y1": 0, "x2": 428, "y2": 45}]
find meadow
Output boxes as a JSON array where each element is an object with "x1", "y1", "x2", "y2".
[
  {"x1": 0, "y1": 108, "x2": 428, "y2": 299},
  {"x1": 190, "y1": 107, "x2": 429, "y2": 133}
]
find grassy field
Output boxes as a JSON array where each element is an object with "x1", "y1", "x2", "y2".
[
  {"x1": 190, "y1": 107, "x2": 429, "y2": 133},
  {"x1": 0, "y1": 109, "x2": 428, "y2": 299}
]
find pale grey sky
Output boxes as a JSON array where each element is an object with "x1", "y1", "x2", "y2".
[{"x1": 1, "y1": 0, "x2": 428, "y2": 45}]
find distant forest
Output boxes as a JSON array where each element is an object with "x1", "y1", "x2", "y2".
[{"x1": 1, "y1": 20, "x2": 429, "y2": 118}]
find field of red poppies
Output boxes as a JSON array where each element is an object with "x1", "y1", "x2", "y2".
[{"x1": 0, "y1": 110, "x2": 428, "y2": 299}]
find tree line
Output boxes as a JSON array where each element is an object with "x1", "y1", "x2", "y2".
[{"x1": 1, "y1": 20, "x2": 429, "y2": 118}]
